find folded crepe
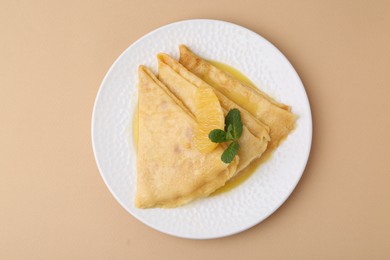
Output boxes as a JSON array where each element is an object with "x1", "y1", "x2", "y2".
[
  {"x1": 136, "y1": 66, "x2": 238, "y2": 208},
  {"x1": 179, "y1": 45, "x2": 296, "y2": 152},
  {"x1": 157, "y1": 54, "x2": 269, "y2": 174}
]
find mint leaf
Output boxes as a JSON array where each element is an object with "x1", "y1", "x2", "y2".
[
  {"x1": 225, "y1": 108, "x2": 243, "y2": 140},
  {"x1": 221, "y1": 141, "x2": 240, "y2": 163},
  {"x1": 225, "y1": 124, "x2": 234, "y2": 141},
  {"x1": 208, "y1": 129, "x2": 227, "y2": 143}
]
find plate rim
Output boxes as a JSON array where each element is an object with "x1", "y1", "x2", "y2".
[{"x1": 91, "y1": 19, "x2": 313, "y2": 239}]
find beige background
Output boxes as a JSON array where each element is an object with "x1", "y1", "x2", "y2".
[{"x1": 1, "y1": 0, "x2": 390, "y2": 259}]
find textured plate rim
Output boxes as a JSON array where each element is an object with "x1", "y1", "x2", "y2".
[{"x1": 91, "y1": 19, "x2": 312, "y2": 239}]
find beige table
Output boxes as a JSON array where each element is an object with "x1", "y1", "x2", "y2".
[{"x1": 1, "y1": 1, "x2": 389, "y2": 259}]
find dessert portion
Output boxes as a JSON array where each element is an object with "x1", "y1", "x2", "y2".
[{"x1": 135, "y1": 45, "x2": 296, "y2": 208}]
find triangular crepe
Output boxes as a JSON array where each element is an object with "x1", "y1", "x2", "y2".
[
  {"x1": 157, "y1": 54, "x2": 268, "y2": 174},
  {"x1": 179, "y1": 45, "x2": 296, "y2": 152},
  {"x1": 136, "y1": 66, "x2": 238, "y2": 208}
]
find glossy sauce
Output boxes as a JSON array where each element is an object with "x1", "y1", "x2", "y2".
[
  {"x1": 211, "y1": 152, "x2": 271, "y2": 195},
  {"x1": 208, "y1": 60, "x2": 256, "y2": 88},
  {"x1": 133, "y1": 61, "x2": 269, "y2": 195}
]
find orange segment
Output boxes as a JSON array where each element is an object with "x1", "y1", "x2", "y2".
[{"x1": 194, "y1": 85, "x2": 224, "y2": 153}]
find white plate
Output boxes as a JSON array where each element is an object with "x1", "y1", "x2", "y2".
[{"x1": 92, "y1": 19, "x2": 312, "y2": 239}]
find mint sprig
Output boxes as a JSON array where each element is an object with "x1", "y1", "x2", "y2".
[{"x1": 208, "y1": 108, "x2": 243, "y2": 163}]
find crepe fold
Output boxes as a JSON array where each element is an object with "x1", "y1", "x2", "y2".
[
  {"x1": 135, "y1": 66, "x2": 238, "y2": 208},
  {"x1": 178, "y1": 45, "x2": 296, "y2": 152},
  {"x1": 157, "y1": 53, "x2": 269, "y2": 175}
]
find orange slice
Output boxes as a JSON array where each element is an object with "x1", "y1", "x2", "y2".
[{"x1": 194, "y1": 85, "x2": 224, "y2": 153}]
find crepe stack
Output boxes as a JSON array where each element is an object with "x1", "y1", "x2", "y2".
[{"x1": 135, "y1": 45, "x2": 296, "y2": 208}]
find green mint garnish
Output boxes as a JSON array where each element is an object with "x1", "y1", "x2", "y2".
[
  {"x1": 225, "y1": 108, "x2": 243, "y2": 140},
  {"x1": 208, "y1": 108, "x2": 243, "y2": 163},
  {"x1": 221, "y1": 141, "x2": 240, "y2": 164},
  {"x1": 225, "y1": 124, "x2": 234, "y2": 141},
  {"x1": 208, "y1": 129, "x2": 227, "y2": 143}
]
